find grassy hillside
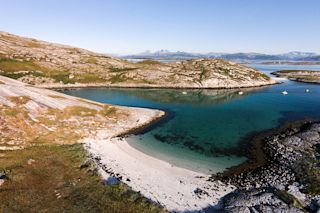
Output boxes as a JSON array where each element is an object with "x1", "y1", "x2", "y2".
[{"x1": 0, "y1": 144, "x2": 164, "y2": 213}]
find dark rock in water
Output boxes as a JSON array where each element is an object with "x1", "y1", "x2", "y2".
[{"x1": 183, "y1": 141, "x2": 205, "y2": 153}]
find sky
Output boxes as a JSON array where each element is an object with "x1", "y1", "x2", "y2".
[{"x1": 0, "y1": 0, "x2": 319, "y2": 55}]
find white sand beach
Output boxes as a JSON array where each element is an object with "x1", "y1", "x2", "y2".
[{"x1": 83, "y1": 134, "x2": 237, "y2": 212}]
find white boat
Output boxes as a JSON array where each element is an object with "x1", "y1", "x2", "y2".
[
  {"x1": 238, "y1": 91, "x2": 243, "y2": 95},
  {"x1": 282, "y1": 91, "x2": 288, "y2": 95}
]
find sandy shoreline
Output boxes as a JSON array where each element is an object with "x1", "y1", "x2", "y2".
[{"x1": 83, "y1": 135, "x2": 236, "y2": 212}]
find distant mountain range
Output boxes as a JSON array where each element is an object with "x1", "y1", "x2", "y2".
[{"x1": 122, "y1": 50, "x2": 320, "y2": 61}]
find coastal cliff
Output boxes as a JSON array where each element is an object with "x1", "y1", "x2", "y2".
[{"x1": 0, "y1": 31, "x2": 275, "y2": 89}]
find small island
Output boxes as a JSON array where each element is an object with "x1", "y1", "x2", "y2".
[
  {"x1": 272, "y1": 70, "x2": 320, "y2": 84},
  {"x1": 0, "y1": 31, "x2": 275, "y2": 89}
]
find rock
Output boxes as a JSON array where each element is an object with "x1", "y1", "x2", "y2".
[
  {"x1": 313, "y1": 197, "x2": 320, "y2": 207},
  {"x1": 105, "y1": 176, "x2": 120, "y2": 185},
  {"x1": 193, "y1": 187, "x2": 209, "y2": 197},
  {"x1": 0, "y1": 179, "x2": 4, "y2": 186},
  {"x1": 80, "y1": 159, "x2": 93, "y2": 169},
  {"x1": 0, "y1": 172, "x2": 5, "y2": 179},
  {"x1": 275, "y1": 184, "x2": 286, "y2": 190},
  {"x1": 217, "y1": 122, "x2": 320, "y2": 212},
  {"x1": 298, "y1": 131, "x2": 319, "y2": 142},
  {"x1": 222, "y1": 188, "x2": 304, "y2": 213},
  {"x1": 27, "y1": 159, "x2": 35, "y2": 165},
  {"x1": 287, "y1": 185, "x2": 306, "y2": 202}
]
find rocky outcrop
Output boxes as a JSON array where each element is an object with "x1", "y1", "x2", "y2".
[
  {"x1": 272, "y1": 70, "x2": 320, "y2": 84},
  {"x1": 215, "y1": 122, "x2": 320, "y2": 212},
  {"x1": 0, "y1": 31, "x2": 275, "y2": 88},
  {"x1": 222, "y1": 188, "x2": 303, "y2": 213},
  {"x1": 0, "y1": 75, "x2": 164, "y2": 149}
]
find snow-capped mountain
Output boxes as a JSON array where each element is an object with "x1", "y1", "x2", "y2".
[{"x1": 123, "y1": 50, "x2": 320, "y2": 61}]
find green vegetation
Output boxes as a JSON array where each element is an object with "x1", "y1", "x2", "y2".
[
  {"x1": 46, "y1": 106, "x2": 99, "y2": 121},
  {"x1": 274, "y1": 189, "x2": 305, "y2": 210},
  {"x1": 0, "y1": 57, "x2": 44, "y2": 73},
  {"x1": 3, "y1": 107, "x2": 21, "y2": 117},
  {"x1": 87, "y1": 57, "x2": 97, "y2": 64},
  {"x1": 63, "y1": 106, "x2": 98, "y2": 118},
  {"x1": 260, "y1": 73, "x2": 270, "y2": 80},
  {"x1": 297, "y1": 76, "x2": 320, "y2": 81},
  {"x1": 137, "y1": 60, "x2": 162, "y2": 66},
  {"x1": 110, "y1": 67, "x2": 138, "y2": 72},
  {"x1": 0, "y1": 57, "x2": 106, "y2": 84},
  {"x1": 109, "y1": 73, "x2": 130, "y2": 83},
  {"x1": 26, "y1": 40, "x2": 41, "y2": 48},
  {"x1": 218, "y1": 67, "x2": 230, "y2": 76},
  {"x1": 99, "y1": 105, "x2": 117, "y2": 117},
  {"x1": 46, "y1": 70, "x2": 76, "y2": 84},
  {"x1": 199, "y1": 65, "x2": 210, "y2": 81},
  {"x1": 74, "y1": 73, "x2": 105, "y2": 84},
  {"x1": 273, "y1": 70, "x2": 320, "y2": 83},
  {"x1": 0, "y1": 144, "x2": 164, "y2": 213},
  {"x1": 252, "y1": 72, "x2": 270, "y2": 80},
  {"x1": 0, "y1": 57, "x2": 74, "y2": 84},
  {"x1": 8, "y1": 96, "x2": 31, "y2": 105},
  {"x1": 294, "y1": 156, "x2": 320, "y2": 195}
]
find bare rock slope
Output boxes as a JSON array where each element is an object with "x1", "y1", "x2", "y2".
[
  {"x1": 0, "y1": 75, "x2": 164, "y2": 150},
  {"x1": 0, "y1": 31, "x2": 275, "y2": 88}
]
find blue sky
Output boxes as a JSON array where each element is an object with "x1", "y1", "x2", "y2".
[{"x1": 0, "y1": 0, "x2": 319, "y2": 54}]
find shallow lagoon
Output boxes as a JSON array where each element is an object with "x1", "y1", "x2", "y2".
[{"x1": 63, "y1": 64, "x2": 320, "y2": 173}]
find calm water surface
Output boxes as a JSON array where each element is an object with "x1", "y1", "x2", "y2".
[{"x1": 63, "y1": 64, "x2": 320, "y2": 174}]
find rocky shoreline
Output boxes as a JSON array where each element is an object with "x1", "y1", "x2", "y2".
[
  {"x1": 212, "y1": 121, "x2": 320, "y2": 212},
  {"x1": 38, "y1": 80, "x2": 278, "y2": 90},
  {"x1": 272, "y1": 70, "x2": 320, "y2": 85}
]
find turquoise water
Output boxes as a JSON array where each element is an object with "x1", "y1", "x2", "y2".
[{"x1": 63, "y1": 64, "x2": 320, "y2": 174}]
